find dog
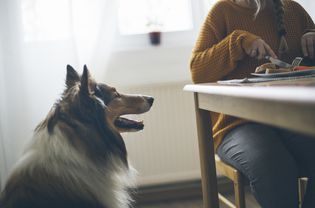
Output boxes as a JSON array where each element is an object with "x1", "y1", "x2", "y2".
[{"x1": 0, "y1": 65, "x2": 154, "y2": 208}]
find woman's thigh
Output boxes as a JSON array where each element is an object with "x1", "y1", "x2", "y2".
[
  {"x1": 277, "y1": 129, "x2": 315, "y2": 208},
  {"x1": 217, "y1": 123, "x2": 299, "y2": 208},
  {"x1": 278, "y1": 129, "x2": 315, "y2": 176}
]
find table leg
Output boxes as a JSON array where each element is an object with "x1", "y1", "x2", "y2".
[{"x1": 194, "y1": 93, "x2": 219, "y2": 208}]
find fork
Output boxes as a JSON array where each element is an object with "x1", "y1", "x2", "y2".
[{"x1": 291, "y1": 57, "x2": 303, "y2": 67}]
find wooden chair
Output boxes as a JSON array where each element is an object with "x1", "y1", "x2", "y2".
[
  {"x1": 215, "y1": 154, "x2": 246, "y2": 208},
  {"x1": 215, "y1": 154, "x2": 308, "y2": 208}
]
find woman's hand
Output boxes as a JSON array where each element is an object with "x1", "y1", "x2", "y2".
[
  {"x1": 301, "y1": 32, "x2": 315, "y2": 59},
  {"x1": 245, "y1": 39, "x2": 277, "y2": 60}
]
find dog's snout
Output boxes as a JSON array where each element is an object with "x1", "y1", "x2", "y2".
[{"x1": 146, "y1": 97, "x2": 154, "y2": 106}]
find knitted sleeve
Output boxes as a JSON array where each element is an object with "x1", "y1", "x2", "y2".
[{"x1": 190, "y1": 2, "x2": 259, "y2": 83}]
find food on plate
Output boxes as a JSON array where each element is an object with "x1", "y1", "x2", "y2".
[
  {"x1": 255, "y1": 56, "x2": 315, "y2": 74},
  {"x1": 255, "y1": 63, "x2": 294, "y2": 74}
]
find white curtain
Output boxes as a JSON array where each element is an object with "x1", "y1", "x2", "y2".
[{"x1": 0, "y1": 0, "x2": 117, "y2": 184}]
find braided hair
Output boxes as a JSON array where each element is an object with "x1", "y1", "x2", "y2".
[
  {"x1": 253, "y1": 0, "x2": 289, "y2": 57},
  {"x1": 272, "y1": 0, "x2": 289, "y2": 56}
]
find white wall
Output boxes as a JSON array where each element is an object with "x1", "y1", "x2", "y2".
[
  {"x1": 0, "y1": 25, "x2": 8, "y2": 190},
  {"x1": 105, "y1": 45, "x2": 194, "y2": 87},
  {"x1": 120, "y1": 82, "x2": 200, "y2": 186}
]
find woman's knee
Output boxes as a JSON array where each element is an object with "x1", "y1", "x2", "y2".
[
  {"x1": 217, "y1": 124, "x2": 300, "y2": 207},
  {"x1": 217, "y1": 123, "x2": 295, "y2": 177}
]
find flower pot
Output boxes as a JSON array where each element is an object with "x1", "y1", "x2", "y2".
[{"x1": 148, "y1": 31, "x2": 161, "y2": 45}]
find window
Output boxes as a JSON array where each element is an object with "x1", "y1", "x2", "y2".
[
  {"x1": 118, "y1": 0, "x2": 193, "y2": 35},
  {"x1": 21, "y1": 0, "x2": 71, "y2": 42}
]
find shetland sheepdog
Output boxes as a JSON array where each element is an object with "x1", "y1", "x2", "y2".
[{"x1": 0, "y1": 65, "x2": 154, "y2": 208}]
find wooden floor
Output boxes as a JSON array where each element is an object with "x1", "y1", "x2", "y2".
[{"x1": 138, "y1": 190, "x2": 260, "y2": 208}]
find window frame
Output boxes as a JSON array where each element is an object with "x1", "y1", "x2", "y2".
[{"x1": 113, "y1": 0, "x2": 205, "y2": 51}]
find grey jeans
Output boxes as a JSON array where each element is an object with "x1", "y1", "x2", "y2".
[{"x1": 217, "y1": 123, "x2": 315, "y2": 208}]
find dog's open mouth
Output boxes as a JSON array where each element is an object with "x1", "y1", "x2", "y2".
[{"x1": 114, "y1": 117, "x2": 144, "y2": 131}]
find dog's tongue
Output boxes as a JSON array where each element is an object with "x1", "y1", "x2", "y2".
[{"x1": 114, "y1": 117, "x2": 144, "y2": 130}]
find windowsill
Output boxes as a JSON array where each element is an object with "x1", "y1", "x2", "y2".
[
  {"x1": 114, "y1": 42, "x2": 194, "y2": 52},
  {"x1": 113, "y1": 30, "x2": 197, "y2": 52}
]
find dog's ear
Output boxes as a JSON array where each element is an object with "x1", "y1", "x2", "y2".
[
  {"x1": 66, "y1": 65, "x2": 80, "y2": 88},
  {"x1": 80, "y1": 65, "x2": 92, "y2": 95}
]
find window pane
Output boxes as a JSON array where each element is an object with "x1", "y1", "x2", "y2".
[
  {"x1": 21, "y1": 0, "x2": 71, "y2": 42},
  {"x1": 118, "y1": 0, "x2": 193, "y2": 35}
]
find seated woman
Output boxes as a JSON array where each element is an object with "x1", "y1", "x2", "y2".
[{"x1": 190, "y1": 0, "x2": 315, "y2": 207}]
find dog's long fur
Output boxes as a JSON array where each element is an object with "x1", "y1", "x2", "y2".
[{"x1": 0, "y1": 65, "x2": 154, "y2": 208}]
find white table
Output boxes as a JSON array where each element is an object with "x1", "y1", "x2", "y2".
[{"x1": 184, "y1": 77, "x2": 315, "y2": 208}]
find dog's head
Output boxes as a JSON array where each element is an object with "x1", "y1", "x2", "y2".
[
  {"x1": 62, "y1": 65, "x2": 154, "y2": 134},
  {"x1": 38, "y1": 65, "x2": 154, "y2": 164},
  {"x1": 36, "y1": 65, "x2": 153, "y2": 164}
]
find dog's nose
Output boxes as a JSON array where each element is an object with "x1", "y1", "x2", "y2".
[{"x1": 146, "y1": 97, "x2": 154, "y2": 106}]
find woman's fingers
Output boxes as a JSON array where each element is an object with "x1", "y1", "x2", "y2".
[
  {"x1": 257, "y1": 43, "x2": 266, "y2": 60},
  {"x1": 250, "y1": 48, "x2": 257, "y2": 57},
  {"x1": 247, "y1": 39, "x2": 277, "y2": 60},
  {"x1": 301, "y1": 37, "x2": 308, "y2": 57},
  {"x1": 264, "y1": 43, "x2": 277, "y2": 59},
  {"x1": 307, "y1": 37, "x2": 314, "y2": 59},
  {"x1": 301, "y1": 32, "x2": 315, "y2": 59}
]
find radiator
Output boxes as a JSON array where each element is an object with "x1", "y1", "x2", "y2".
[{"x1": 119, "y1": 82, "x2": 201, "y2": 186}]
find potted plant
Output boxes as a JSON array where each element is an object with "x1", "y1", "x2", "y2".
[{"x1": 146, "y1": 17, "x2": 163, "y2": 46}]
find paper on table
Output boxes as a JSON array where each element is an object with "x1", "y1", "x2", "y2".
[{"x1": 217, "y1": 74, "x2": 315, "y2": 84}]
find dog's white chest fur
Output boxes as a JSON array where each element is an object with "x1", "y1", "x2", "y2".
[{"x1": 13, "y1": 127, "x2": 137, "y2": 208}]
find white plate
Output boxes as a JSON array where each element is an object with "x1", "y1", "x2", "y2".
[{"x1": 251, "y1": 69, "x2": 315, "y2": 78}]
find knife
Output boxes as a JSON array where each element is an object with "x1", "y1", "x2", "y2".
[{"x1": 265, "y1": 56, "x2": 292, "y2": 68}]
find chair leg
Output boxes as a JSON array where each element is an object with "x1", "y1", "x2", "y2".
[{"x1": 234, "y1": 174, "x2": 246, "y2": 208}]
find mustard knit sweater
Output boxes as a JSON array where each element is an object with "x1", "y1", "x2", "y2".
[{"x1": 190, "y1": 0, "x2": 314, "y2": 150}]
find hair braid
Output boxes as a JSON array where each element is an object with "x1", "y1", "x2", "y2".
[{"x1": 273, "y1": 0, "x2": 289, "y2": 56}]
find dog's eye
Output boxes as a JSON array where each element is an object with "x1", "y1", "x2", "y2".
[{"x1": 114, "y1": 92, "x2": 121, "y2": 98}]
